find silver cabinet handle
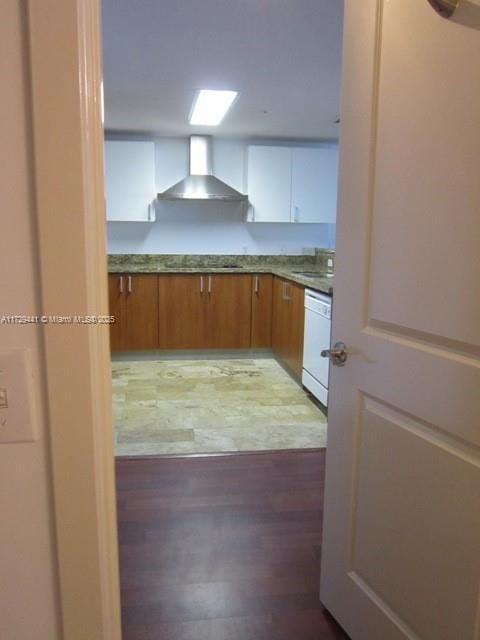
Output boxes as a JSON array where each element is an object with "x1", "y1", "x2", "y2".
[
  {"x1": 200, "y1": 276, "x2": 204, "y2": 293},
  {"x1": 321, "y1": 342, "x2": 348, "y2": 367},
  {"x1": 208, "y1": 275, "x2": 212, "y2": 294},
  {"x1": 254, "y1": 275, "x2": 259, "y2": 294},
  {"x1": 119, "y1": 276, "x2": 124, "y2": 293},
  {"x1": 127, "y1": 275, "x2": 132, "y2": 293}
]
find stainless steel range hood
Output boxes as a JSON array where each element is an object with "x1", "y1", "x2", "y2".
[{"x1": 158, "y1": 136, "x2": 247, "y2": 202}]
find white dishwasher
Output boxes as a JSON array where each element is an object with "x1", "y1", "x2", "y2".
[{"x1": 302, "y1": 289, "x2": 332, "y2": 406}]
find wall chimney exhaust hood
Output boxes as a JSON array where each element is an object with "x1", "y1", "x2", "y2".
[{"x1": 158, "y1": 136, "x2": 248, "y2": 202}]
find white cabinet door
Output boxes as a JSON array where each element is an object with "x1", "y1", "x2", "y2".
[
  {"x1": 104, "y1": 140, "x2": 156, "y2": 222},
  {"x1": 247, "y1": 146, "x2": 292, "y2": 222},
  {"x1": 291, "y1": 146, "x2": 339, "y2": 223}
]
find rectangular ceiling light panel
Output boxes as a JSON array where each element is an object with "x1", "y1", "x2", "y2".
[{"x1": 189, "y1": 90, "x2": 238, "y2": 126}]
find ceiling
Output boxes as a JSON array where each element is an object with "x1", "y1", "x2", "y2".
[{"x1": 101, "y1": 0, "x2": 344, "y2": 140}]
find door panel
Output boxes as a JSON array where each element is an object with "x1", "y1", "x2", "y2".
[
  {"x1": 352, "y1": 398, "x2": 480, "y2": 640},
  {"x1": 125, "y1": 274, "x2": 158, "y2": 350},
  {"x1": 206, "y1": 274, "x2": 252, "y2": 348},
  {"x1": 108, "y1": 273, "x2": 126, "y2": 351},
  {"x1": 251, "y1": 274, "x2": 273, "y2": 348},
  {"x1": 158, "y1": 274, "x2": 206, "y2": 349},
  {"x1": 320, "y1": 1, "x2": 480, "y2": 639},
  {"x1": 368, "y1": 2, "x2": 480, "y2": 347}
]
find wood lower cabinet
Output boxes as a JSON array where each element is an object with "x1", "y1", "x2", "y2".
[
  {"x1": 158, "y1": 273, "x2": 252, "y2": 349},
  {"x1": 125, "y1": 274, "x2": 159, "y2": 349},
  {"x1": 108, "y1": 273, "x2": 158, "y2": 351},
  {"x1": 206, "y1": 274, "x2": 252, "y2": 348},
  {"x1": 109, "y1": 271, "x2": 304, "y2": 359},
  {"x1": 285, "y1": 279, "x2": 305, "y2": 377},
  {"x1": 158, "y1": 274, "x2": 206, "y2": 349},
  {"x1": 272, "y1": 276, "x2": 305, "y2": 378},
  {"x1": 251, "y1": 274, "x2": 273, "y2": 348}
]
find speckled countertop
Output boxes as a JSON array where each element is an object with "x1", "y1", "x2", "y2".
[{"x1": 108, "y1": 252, "x2": 335, "y2": 296}]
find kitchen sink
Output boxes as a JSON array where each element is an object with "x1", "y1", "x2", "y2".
[{"x1": 292, "y1": 271, "x2": 334, "y2": 278}]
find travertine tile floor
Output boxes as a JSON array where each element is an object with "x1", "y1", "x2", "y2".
[{"x1": 112, "y1": 358, "x2": 327, "y2": 456}]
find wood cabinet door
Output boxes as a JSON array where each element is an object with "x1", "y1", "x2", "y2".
[
  {"x1": 158, "y1": 274, "x2": 206, "y2": 349},
  {"x1": 124, "y1": 274, "x2": 159, "y2": 350},
  {"x1": 205, "y1": 274, "x2": 252, "y2": 348},
  {"x1": 108, "y1": 273, "x2": 127, "y2": 351},
  {"x1": 271, "y1": 276, "x2": 288, "y2": 362},
  {"x1": 283, "y1": 280, "x2": 305, "y2": 378},
  {"x1": 251, "y1": 274, "x2": 273, "y2": 348},
  {"x1": 272, "y1": 277, "x2": 305, "y2": 378}
]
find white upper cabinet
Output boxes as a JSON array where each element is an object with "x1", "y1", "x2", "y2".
[
  {"x1": 247, "y1": 146, "x2": 292, "y2": 222},
  {"x1": 247, "y1": 144, "x2": 339, "y2": 223},
  {"x1": 104, "y1": 140, "x2": 156, "y2": 222},
  {"x1": 291, "y1": 146, "x2": 338, "y2": 223}
]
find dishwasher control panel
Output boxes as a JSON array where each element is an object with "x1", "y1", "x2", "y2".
[{"x1": 304, "y1": 290, "x2": 332, "y2": 319}]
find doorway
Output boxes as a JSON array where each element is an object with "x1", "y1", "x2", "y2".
[
  {"x1": 103, "y1": 0, "x2": 342, "y2": 458},
  {"x1": 102, "y1": 1, "x2": 346, "y2": 638},
  {"x1": 26, "y1": 0, "x2": 480, "y2": 638}
]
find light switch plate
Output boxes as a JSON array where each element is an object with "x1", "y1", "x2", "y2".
[{"x1": 0, "y1": 349, "x2": 37, "y2": 443}]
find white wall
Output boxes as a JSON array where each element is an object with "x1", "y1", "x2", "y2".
[
  {"x1": 107, "y1": 137, "x2": 336, "y2": 254},
  {"x1": 0, "y1": 3, "x2": 60, "y2": 638}
]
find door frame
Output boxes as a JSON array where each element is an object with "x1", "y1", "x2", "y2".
[{"x1": 27, "y1": 1, "x2": 121, "y2": 638}]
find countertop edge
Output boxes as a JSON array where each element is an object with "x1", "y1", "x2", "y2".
[{"x1": 108, "y1": 267, "x2": 333, "y2": 296}]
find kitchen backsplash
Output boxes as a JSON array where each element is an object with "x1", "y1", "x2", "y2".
[{"x1": 315, "y1": 248, "x2": 335, "y2": 272}]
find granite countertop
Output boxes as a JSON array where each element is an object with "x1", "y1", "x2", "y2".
[
  {"x1": 108, "y1": 253, "x2": 335, "y2": 296},
  {"x1": 270, "y1": 268, "x2": 334, "y2": 295}
]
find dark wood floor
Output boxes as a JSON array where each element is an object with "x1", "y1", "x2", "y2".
[{"x1": 116, "y1": 450, "x2": 349, "y2": 640}]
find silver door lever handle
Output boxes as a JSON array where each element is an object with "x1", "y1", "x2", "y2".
[{"x1": 321, "y1": 341, "x2": 348, "y2": 366}]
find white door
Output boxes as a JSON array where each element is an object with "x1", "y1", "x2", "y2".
[
  {"x1": 291, "y1": 146, "x2": 339, "y2": 223},
  {"x1": 247, "y1": 145, "x2": 292, "y2": 222},
  {"x1": 321, "y1": 2, "x2": 480, "y2": 640}
]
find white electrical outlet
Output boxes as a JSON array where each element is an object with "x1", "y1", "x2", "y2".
[
  {"x1": 327, "y1": 258, "x2": 333, "y2": 268},
  {"x1": 0, "y1": 349, "x2": 37, "y2": 444}
]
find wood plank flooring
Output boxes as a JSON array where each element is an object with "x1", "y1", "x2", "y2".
[{"x1": 116, "y1": 450, "x2": 350, "y2": 640}]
